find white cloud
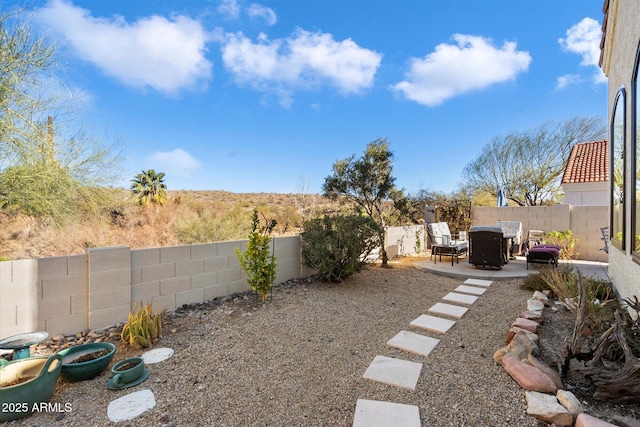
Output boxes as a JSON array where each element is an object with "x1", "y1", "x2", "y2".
[
  {"x1": 559, "y1": 17, "x2": 606, "y2": 84},
  {"x1": 217, "y1": 0, "x2": 241, "y2": 20},
  {"x1": 391, "y1": 34, "x2": 531, "y2": 106},
  {"x1": 36, "y1": 0, "x2": 213, "y2": 95},
  {"x1": 145, "y1": 148, "x2": 202, "y2": 178},
  {"x1": 556, "y1": 74, "x2": 582, "y2": 90},
  {"x1": 221, "y1": 28, "x2": 382, "y2": 107},
  {"x1": 247, "y1": 3, "x2": 276, "y2": 26}
]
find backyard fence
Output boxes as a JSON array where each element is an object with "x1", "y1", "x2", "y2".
[
  {"x1": 0, "y1": 206, "x2": 606, "y2": 339},
  {"x1": 471, "y1": 204, "x2": 608, "y2": 262},
  {"x1": 0, "y1": 236, "x2": 308, "y2": 338}
]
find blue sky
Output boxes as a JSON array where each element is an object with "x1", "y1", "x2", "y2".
[{"x1": 14, "y1": 0, "x2": 607, "y2": 194}]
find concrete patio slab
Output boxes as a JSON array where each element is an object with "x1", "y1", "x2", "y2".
[
  {"x1": 415, "y1": 256, "x2": 609, "y2": 282},
  {"x1": 362, "y1": 355, "x2": 423, "y2": 390},
  {"x1": 454, "y1": 284, "x2": 486, "y2": 295},
  {"x1": 464, "y1": 278, "x2": 493, "y2": 287},
  {"x1": 443, "y1": 292, "x2": 478, "y2": 305},
  {"x1": 410, "y1": 314, "x2": 456, "y2": 334},
  {"x1": 428, "y1": 302, "x2": 468, "y2": 319},
  {"x1": 415, "y1": 257, "x2": 536, "y2": 280},
  {"x1": 387, "y1": 330, "x2": 440, "y2": 357},
  {"x1": 353, "y1": 399, "x2": 421, "y2": 427}
]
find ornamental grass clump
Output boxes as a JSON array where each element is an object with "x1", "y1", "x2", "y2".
[{"x1": 121, "y1": 302, "x2": 166, "y2": 349}]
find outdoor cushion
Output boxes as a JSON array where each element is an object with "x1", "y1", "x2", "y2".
[
  {"x1": 526, "y1": 244, "x2": 561, "y2": 269},
  {"x1": 427, "y1": 222, "x2": 452, "y2": 245}
]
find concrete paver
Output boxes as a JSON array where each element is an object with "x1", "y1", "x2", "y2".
[
  {"x1": 443, "y1": 292, "x2": 478, "y2": 305},
  {"x1": 362, "y1": 355, "x2": 423, "y2": 390},
  {"x1": 453, "y1": 284, "x2": 486, "y2": 295},
  {"x1": 428, "y1": 302, "x2": 468, "y2": 319},
  {"x1": 352, "y1": 399, "x2": 421, "y2": 427},
  {"x1": 386, "y1": 330, "x2": 440, "y2": 357},
  {"x1": 410, "y1": 314, "x2": 456, "y2": 334},
  {"x1": 464, "y1": 278, "x2": 493, "y2": 287}
]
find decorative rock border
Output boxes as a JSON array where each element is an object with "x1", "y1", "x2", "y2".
[{"x1": 494, "y1": 291, "x2": 618, "y2": 427}]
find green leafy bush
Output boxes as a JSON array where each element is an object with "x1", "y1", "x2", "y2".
[
  {"x1": 236, "y1": 210, "x2": 277, "y2": 303},
  {"x1": 301, "y1": 214, "x2": 382, "y2": 283}
]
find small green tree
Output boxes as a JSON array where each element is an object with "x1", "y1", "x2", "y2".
[
  {"x1": 236, "y1": 210, "x2": 277, "y2": 303},
  {"x1": 130, "y1": 169, "x2": 168, "y2": 206},
  {"x1": 301, "y1": 214, "x2": 382, "y2": 283},
  {"x1": 323, "y1": 138, "x2": 409, "y2": 266}
]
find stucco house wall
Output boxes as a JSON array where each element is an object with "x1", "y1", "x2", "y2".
[
  {"x1": 561, "y1": 182, "x2": 608, "y2": 206},
  {"x1": 601, "y1": 0, "x2": 640, "y2": 302}
]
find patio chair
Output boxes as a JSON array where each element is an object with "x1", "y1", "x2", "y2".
[
  {"x1": 427, "y1": 222, "x2": 468, "y2": 266},
  {"x1": 496, "y1": 220, "x2": 523, "y2": 257},
  {"x1": 468, "y1": 226, "x2": 505, "y2": 269},
  {"x1": 600, "y1": 226, "x2": 609, "y2": 253},
  {"x1": 523, "y1": 230, "x2": 545, "y2": 255}
]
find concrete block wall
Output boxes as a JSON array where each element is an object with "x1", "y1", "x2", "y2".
[
  {"x1": 0, "y1": 255, "x2": 89, "y2": 339},
  {"x1": 386, "y1": 225, "x2": 426, "y2": 257},
  {"x1": 0, "y1": 235, "x2": 304, "y2": 339},
  {"x1": 471, "y1": 205, "x2": 608, "y2": 262}
]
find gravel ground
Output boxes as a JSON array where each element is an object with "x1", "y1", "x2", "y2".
[{"x1": 6, "y1": 257, "x2": 636, "y2": 426}]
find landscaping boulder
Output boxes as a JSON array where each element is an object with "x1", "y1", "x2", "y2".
[
  {"x1": 556, "y1": 389, "x2": 582, "y2": 416},
  {"x1": 576, "y1": 413, "x2": 618, "y2": 427},
  {"x1": 520, "y1": 310, "x2": 544, "y2": 323},
  {"x1": 502, "y1": 355, "x2": 557, "y2": 393},
  {"x1": 494, "y1": 331, "x2": 533, "y2": 365},
  {"x1": 527, "y1": 299, "x2": 545, "y2": 312},
  {"x1": 512, "y1": 317, "x2": 539, "y2": 333},
  {"x1": 525, "y1": 391, "x2": 573, "y2": 427},
  {"x1": 506, "y1": 326, "x2": 539, "y2": 345},
  {"x1": 527, "y1": 354, "x2": 563, "y2": 390},
  {"x1": 532, "y1": 291, "x2": 550, "y2": 306}
]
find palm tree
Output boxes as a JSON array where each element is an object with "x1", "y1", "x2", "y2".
[{"x1": 130, "y1": 169, "x2": 168, "y2": 206}]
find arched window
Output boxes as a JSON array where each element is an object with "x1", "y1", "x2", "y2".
[
  {"x1": 633, "y1": 44, "x2": 640, "y2": 257},
  {"x1": 611, "y1": 87, "x2": 625, "y2": 251}
]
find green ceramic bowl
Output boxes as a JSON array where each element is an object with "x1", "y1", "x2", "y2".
[
  {"x1": 0, "y1": 355, "x2": 62, "y2": 422},
  {"x1": 57, "y1": 342, "x2": 116, "y2": 382}
]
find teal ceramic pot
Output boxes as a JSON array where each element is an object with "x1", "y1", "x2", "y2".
[
  {"x1": 57, "y1": 342, "x2": 116, "y2": 382},
  {"x1": 0, "y1": 354, "x2": 62, "y2": 422}
]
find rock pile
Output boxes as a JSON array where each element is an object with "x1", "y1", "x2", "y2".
[{"x1": 494, "y1": 290, "x2": 621, "y2": 427}]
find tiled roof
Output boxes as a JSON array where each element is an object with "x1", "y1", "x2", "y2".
[{"x1": 561, "y1": 140, "x2": 609, "y2": 184}]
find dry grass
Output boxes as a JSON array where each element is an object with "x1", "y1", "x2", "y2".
[{"x1": 0, "y1": 191, "x2": 337, "y2": 260}]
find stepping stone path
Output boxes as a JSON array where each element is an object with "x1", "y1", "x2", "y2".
[
  {"x1": 354, "y1": 279, "x2": 492, "y2": 426},
  {"x1": 106, "y1": 347, "x2": 174, "y2": 422}
]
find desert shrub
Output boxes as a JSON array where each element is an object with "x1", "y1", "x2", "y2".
[
  {"x1": 545, "y1": 230, "x2": 579, "y2": 259},
  {"x1": 301, "y1": 214, "x2": 382, "y2": 283},
  {"x1": 236, "y1": 210, "x2": 277, "y2": 303},
  {"x1": 534, "y1": 266, "x2": 578, "y2": 302},
  {"x1": 527, "y1": 266, "x2": 617, "y2": 335},
  {"x1": 174, "y1": 207, "x2": 250, "y2": 244},
  {"x1": 521, "y1": 273, "x2": 550, "y2": 293},
  {"x1": 121, "y1": 302, "x2": 166, "y2": 349}
]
